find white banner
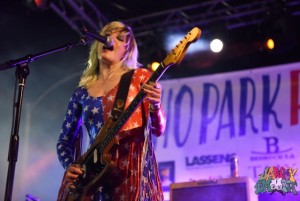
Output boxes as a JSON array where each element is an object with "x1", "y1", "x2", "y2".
[{"x1": 155, "y1": 62, "x2": 300, "y2": 197}]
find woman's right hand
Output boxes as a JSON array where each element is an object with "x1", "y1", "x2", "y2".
[{"x1": 65, "y1": 164, "x2": 84, "y2": 188}]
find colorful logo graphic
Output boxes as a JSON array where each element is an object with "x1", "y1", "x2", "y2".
[{"x1": 254, "y1": 166, "x2": 298, "y2": 195}]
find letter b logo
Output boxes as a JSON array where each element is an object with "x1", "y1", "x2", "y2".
[{"x1": 264, "y1": 137, "x2": 279, "y2": 154}]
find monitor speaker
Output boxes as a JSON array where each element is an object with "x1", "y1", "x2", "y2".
[{"x1": 170, "y1": 177, "x2": 258, "y2": 201}]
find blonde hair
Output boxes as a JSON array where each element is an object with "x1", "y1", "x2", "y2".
[{"x1": 79, "y1": 21, "x2": 141, "y2": 87}]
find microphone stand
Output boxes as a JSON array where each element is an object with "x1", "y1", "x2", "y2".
[{"x1": 1, "y1": 37, "x2": 89, "y2": 201}]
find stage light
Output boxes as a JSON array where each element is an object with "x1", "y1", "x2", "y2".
[
  {"x1": 34, "y1": 0, "x2": 44, "y2": 7},
  {"x1": 265, "y1": 38, "x2": 275, "y2": 50},
  {"x1": 148, "y1": 61, "x2": 160, "y2": 72},
  {"x1": 24, "y1": 0, "x2": 51, "y2": 10},
  {"x1": 165, "y1": 33, "x2": 209, "y2": 53},
  {"x1": 210, "y1": 39, "x2": 223, "y2": 53}
]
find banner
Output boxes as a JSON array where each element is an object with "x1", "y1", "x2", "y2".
[{"x1": 156, "y1": 62, "x2": 300, "y2": 198}]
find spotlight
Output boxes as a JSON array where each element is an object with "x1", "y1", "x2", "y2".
[
  {"x1": 165, "y1": 33, "x2": 208, "y2": 53},
  {"x1": 265, "y1": 38, "x2": 275, "y2": 50},
  {"x1": 210, "y1": 39, "x2": 223, "y2": 53},
  {"x1": 148, "y1": 62, "x2": 160, "y2": 72},
  {"x1": 24, "y1": 0, "x2": 51, "y2": 10}
]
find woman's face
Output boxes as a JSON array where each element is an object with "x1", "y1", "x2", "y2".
[{"x1": 97, "y1": 31, "x2": 127, "y2": 66}]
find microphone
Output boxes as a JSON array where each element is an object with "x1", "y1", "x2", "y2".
[{"x1": 82, "y1": 30, "x2": 114, "y2": 48}]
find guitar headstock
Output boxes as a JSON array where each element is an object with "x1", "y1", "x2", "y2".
[{"x1": 162, "y1": 27, "x2": 201, "y2": 67}]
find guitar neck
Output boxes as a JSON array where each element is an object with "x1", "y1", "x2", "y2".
[
  {"x1": 98, "y1": 63, "x2": 170, "y2": 152},
  {"x1": 79, "y1": 27, "x2": 201, "y2": 164}
]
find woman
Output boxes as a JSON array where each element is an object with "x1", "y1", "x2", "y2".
[{"x1": 57, "y1": 21, "x2": 166, "y2": 201}]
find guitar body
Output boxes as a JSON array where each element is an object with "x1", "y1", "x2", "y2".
[
  {"x1": 57, "y1": 119, "x2": 119, "y2": 201},
  {"x1": 57, "y1": 27, "x2": 201, "y2": 201}
]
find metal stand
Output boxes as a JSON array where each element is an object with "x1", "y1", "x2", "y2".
[
  {"x1": 4, "y1": 64, "x2": 29, "y2": 201},
  {"x1": 1, "y1": 38, "x2": 88, "y2": 201}
]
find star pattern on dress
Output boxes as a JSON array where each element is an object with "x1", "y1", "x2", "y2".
[
  {"x1": 66, "y1": 122, "x2": 71, "y2": 128},
  {"x1": 60, "y1": 151, "x2": 66, "y2": 157},
  {"x1": 115, "y1": 187, "x2": 120, "y2": 194},
  {"x1": 57, "y1": 69, "x2": 166, "y2": 201},
  {"x1": 63, "y1": 135, "x2": 69, "y2": 141},
  {"x1": 96, "y1": 121, "x2": 102, "y2": 129},
  {"x1": 131, "y1": 151, "x2": 138, "y2": 159},
  {"x1": 120, "y1": 193, "x2": 127, "y2": 201},
  {"x1": 88, "y1": 118, "x2": 94, "y2": 126},
  {"x1": 122, "y1": 178, "x2": 129, "y2": 185},
  {"x1": 91, "y1": 106, "x2": 100, "y2": 114},
  {"x1": 107, "y1": 110, "x2": 112, "y2": 118},
  {"x1": 121, "y1": 159, "x2": 129, "y2": 168},
  {"x1": 130, "y1": 185, "x2": 137, "y2": 192},
  {"x1": 131, "y1": 169, "x2": 137, "y2": 177},
  {"x1": 129, "y1": 85, "x2": 135, "y2": 91},
  {"x1": 57, "y1": 88, "x2": 105, "y2": 169},
  {"x1": 139, "y1": 74, "x2": 146, "y2": 82},
  {"x1": 107, "y1": 94, "x2": 115, "y2": 102},
  {"x1": 133, "y1": 121, "x2": 139, "y2": 127}
]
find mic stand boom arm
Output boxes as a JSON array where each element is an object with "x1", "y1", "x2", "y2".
[
  {"x1": 2, "y1": 37, "x2": 89, "y2": 201},
  {"x1": 0, "y1": 38, "x2": 88, "y2": 71}
]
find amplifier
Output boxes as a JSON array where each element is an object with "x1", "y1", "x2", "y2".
[{"x1": 170, "y1": 177, "x2": 258, "y2": 201}]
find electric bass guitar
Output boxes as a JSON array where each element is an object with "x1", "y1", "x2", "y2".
[{"x1": 57, "y1": 27, "x2": 201, "y2": 201}]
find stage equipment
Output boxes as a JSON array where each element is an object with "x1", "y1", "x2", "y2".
[{"x1": 170, "y1": 176, "x2": 258, "y2": 201}]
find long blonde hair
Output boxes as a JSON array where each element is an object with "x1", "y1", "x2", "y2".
[{"x1": 79, "y1": 21, "x2": 141, "y2": 87}]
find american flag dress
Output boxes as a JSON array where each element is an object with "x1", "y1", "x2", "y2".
[{"x1": 57, "y1": 68, "x2": 166, "y2": 201}]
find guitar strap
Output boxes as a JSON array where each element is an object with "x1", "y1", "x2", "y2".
[
  {"x1": 74, "y1": 69, "x2": 135, "y2": 158},
  {"x1": 111, "y1": 69, "x2": 135, "y2": 120},
  {"x1": 73, "y1": 69, "x2": 135, "y2": 159}
]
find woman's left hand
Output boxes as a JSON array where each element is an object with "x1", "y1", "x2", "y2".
[{"x1": 142, "y1": 81, "x2": 162, "y2": 110}]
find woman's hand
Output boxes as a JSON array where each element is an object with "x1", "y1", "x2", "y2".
[
  {"x1": 143, "y1": 81, "x2": 162, "y2": 110},
  {"x1": 65, "y1": 164, "x2": 84, "y2": 189}
]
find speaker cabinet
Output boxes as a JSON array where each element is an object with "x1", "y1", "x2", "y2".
[{"x1": 170, "y1": 177, "x2": 258, "y2": 201}]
